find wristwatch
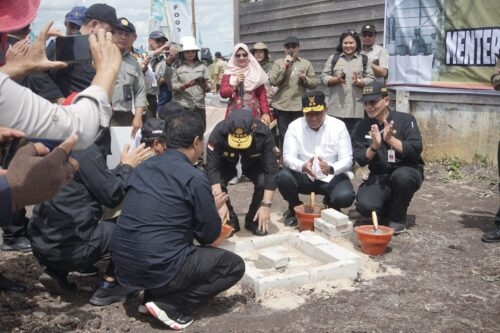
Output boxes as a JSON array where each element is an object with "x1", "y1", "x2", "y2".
[{"x1": 329, "y1": 166, "x2": 334, "y2": 175}]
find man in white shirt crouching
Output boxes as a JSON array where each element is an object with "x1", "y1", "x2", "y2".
[{"x1": 277, "y1": 91, "x2": 355, "y2": 227}]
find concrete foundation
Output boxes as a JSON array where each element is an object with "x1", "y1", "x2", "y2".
[{"x1": 220, "y1": 231, "x2": 361, "y2": 298}]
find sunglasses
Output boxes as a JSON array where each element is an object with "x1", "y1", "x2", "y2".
[
  {"x1": 361, "y1": 32, "x2": 375, "y2": 37},
  {"x1": 235, "y1": 53, "x2": 248, "y2": 58},
  {"x1": 285, "y1": 44, "x2": 298, "y2": 49},
  {"x1": 363, "y1": 97, "x2": 384, "y2": 107}
]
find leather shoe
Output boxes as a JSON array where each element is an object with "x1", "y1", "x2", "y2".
[
  {"x1": 244, "y1": 222, "x2": 267, "y2": 236},
  {"x1": 0, "y1": 273, "x2": 26, "y2": 295},
  {"x1": 1, "y1": 236, "x2": 31, "y2": 252},
  {"x1": 481, "y1": 228, "x2": 500, "y2": 243},
  {"x1": 388, "y1": 221, "x2": 406, "y2": 234},
  {"x1": 284, "y1": 211, "x2": 298, "y2": 227}
]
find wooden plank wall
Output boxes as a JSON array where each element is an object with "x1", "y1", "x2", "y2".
[{"x1": 239, "y1": 0, "x2": 386, "y2": 79}]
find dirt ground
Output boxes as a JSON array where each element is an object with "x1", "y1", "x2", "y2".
[{"x1": 1, "y1": 161, "x2": 499, "y2": 333}]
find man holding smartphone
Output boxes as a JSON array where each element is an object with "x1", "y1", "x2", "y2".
[
  {"x1": 42, "y1": 3, "x2": 119, "y2": 104},
  {"x1": 111, "y1": 18, "x2": 146, "y2": 137}
]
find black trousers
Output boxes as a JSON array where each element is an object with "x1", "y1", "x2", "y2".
[
  {"x1": 144, "y1": 246, "x2": 245, "y2": 315},
  {"x1": 277, "y1": 168, "x2": 355, "y2": 211},
  {"x1": 355, "y1": 167, "x2": 424, "y2": 223},
  {"x1": 218, "y1": 160, "x2": 266, "y2": 226},
  {"x1": 32, "y1": 221, "x2": 115, "y2": 275},
  {"x1": 2, "y1": 208, "x2": 28, "y2": 243},
  {"x1": 146, "y1": 94, "x2": 158, "y2": 118},
  {"x1": 275, "y1": 109, "x2": 303, "y2": 151}
]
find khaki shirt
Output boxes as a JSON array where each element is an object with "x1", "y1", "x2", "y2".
[
  {"x1": 172, "y1": 61, "x2": 212, "y2": 110},
  {"x1": 320, "y1": 53, "x2": 375, "y2": 119},
  {"x1": 269, "y1": 57, "x2": 317, "y2": 112},
  {"x1": 112, "y1": 53, "x2": 146, "y2": 112},
  {"x1": 212, "y1": 58, "x2": 227, "y2": 84},
  {"x1": 361, "y1": 43, "x2": 389, "y2": 83},
  {"x1": 491, "y1": 57, "x2": 500, "y2": 90}
]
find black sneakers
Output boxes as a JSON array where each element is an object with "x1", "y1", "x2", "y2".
[
  {"x1": 388, "y1": 221, "x2": 407, "y2": 234},
  {"x1": 284, "y1": 211, "x2": 298, "y2": 227},
  {"x1": 145, "y1": 301, "x2": 193, "y2": 331},
  {"x1": 89, "y1": 281, "x2": 139, "y2": 306},
  {"x1": 1, "y1": 236, "x2": 32, "y2": 252},
  {"x1": 481, "y1": 228, "x2": 500, "y2": 243},
  {"x1": 39, "y1": 268, "x2": 76, "y2": 294}
]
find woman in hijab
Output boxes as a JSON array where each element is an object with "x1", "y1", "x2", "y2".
[{"x1": 220, "y1": 43, "x2": 271, "y2": 126}]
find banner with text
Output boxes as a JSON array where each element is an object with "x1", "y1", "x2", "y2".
[
  {"x1": 385, "y1": 0, "x2": 500, "y2": 91},
  {"x1": 165, "y1": 0, "x2": 193, "y2": 44}
]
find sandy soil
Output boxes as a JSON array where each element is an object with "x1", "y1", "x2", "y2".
[{"x1": 1, "y1": 161, "x2": 499, "y2": 333}]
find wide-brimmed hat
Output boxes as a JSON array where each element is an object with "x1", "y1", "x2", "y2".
[
  {"x1": 227, "y1": 108, "x2": 254, "y2": 150},
  {"x1": 302, "y1": 91, "x2": 326, "y2": 113},
  {"x1": 359, "y1": 82, "x2": 388, "y2": 102},
  {"x1": 251, "y1": 42, "x2": 268, "y2": 51},
  {"x1": 180, "y1": 36, "x2": 200, "y2": 52},
  {"x1": 0, "y1": 0, "x2": 41, "y2": 32},
  {"x1": 84, "y1": 3, "x2": 118, "y2": 27}
]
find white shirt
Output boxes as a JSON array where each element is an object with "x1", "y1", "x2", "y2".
[
  {"x1": 0, "y1": 73, "x2": 111, "y2": 150},
  {"x1": 283, "y1": 115, "x2": 353, "y2": 183}
]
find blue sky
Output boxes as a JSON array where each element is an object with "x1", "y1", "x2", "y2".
[{"x1": 32, "y1": 0, "x2": 234, "y2": 55}]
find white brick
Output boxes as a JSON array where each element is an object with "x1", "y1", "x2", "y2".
[
  {"x1": 257, "y1": 248, "x2": 290, "y2": 269},
  {"x1": 321, "y1": 208, "x2": 349, "y2": 226},
  {"x1": 229, "y1": 232, "x2": 361, "y2": 298}
]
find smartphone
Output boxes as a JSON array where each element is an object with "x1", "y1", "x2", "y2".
[
  {"x1": 54, "y1": 35, "x2": 92, "y2": 63},
  {"x1": 194, "y1": 76, "x2": 206, "y2": 85},
  {"x1": 1, "y1": 138, "x2": 25, "y2": 168},
  {"x1": 26, "y1": 138, "x2": 63, "y2": 150}
]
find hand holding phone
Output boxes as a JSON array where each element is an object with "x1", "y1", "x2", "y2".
[
  {"x1": 54, "y1": 35, "x2": 92, "y2": 63},
  {"x1": 194, "y1": 76, "x2": 206, "y2": 85}
]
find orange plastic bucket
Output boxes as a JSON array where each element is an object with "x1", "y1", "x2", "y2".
[
  {"x1": 354, "y1": 225, "x2": 394, "y2": 255},
  {"x1": 294, "y1": 204, "x2": 322, "y2": 231}
]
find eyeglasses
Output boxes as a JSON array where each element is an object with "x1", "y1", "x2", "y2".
[
  {"x1": 363, "y1": 97, "x2": 384, "y2": 107},
  {"x1": 235, "y1": 53, "x2": 248, "y2": 58},
  {"x1": 114, "y1": 30, "x2": 129, "y2": 37},
  {"x1": 361, "y1": 32, "x2": 375, "y2": 37}
]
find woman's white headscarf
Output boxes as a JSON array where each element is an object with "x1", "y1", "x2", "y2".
[{"x1": 225, "y1": 43, "x2": 268, "y2": 92}]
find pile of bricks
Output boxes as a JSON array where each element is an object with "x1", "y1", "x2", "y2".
[{"x1": 314, "y1": 208, "x2": 353, "y2": 241}]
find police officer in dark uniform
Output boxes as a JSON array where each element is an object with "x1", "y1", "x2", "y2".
[
  {"x1": 352, "y1": 82, "x2": 424, "y2": 234},
  {"x1": 206, "y1": 108, "x2": 278, "y2": 236}
]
